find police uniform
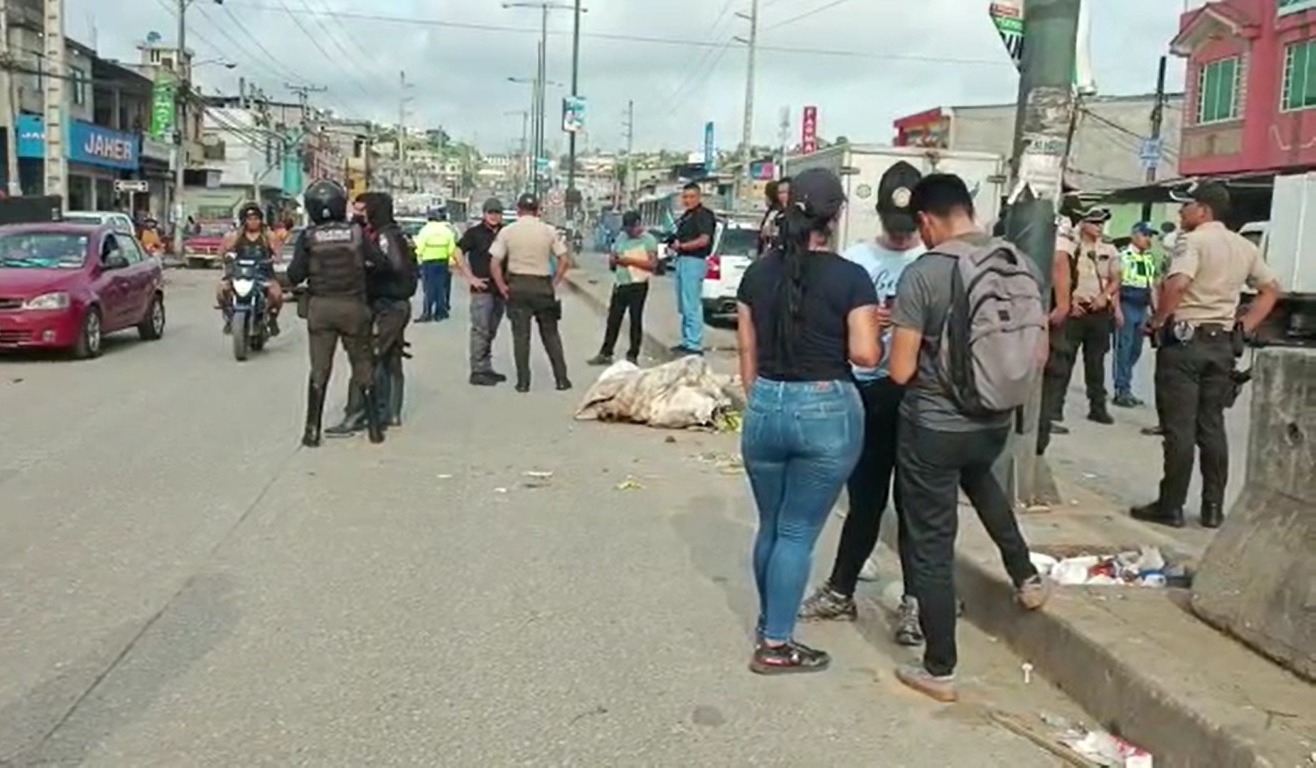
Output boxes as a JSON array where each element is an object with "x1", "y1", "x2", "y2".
[
  {"x1": 1112, "y1": 225, "x2": 1160, "y2": 406},
  {"x1": 1133, "y1": 183, "x2": 1277, "y2": 529},
  {"x1": 1045, "y1": 210, "x2": 1122, "y2": 427},
  {"x1": 286, "y1": 180, "x2": 381, "y2": 447},
  {"x1": 368, "y1": 216, "x2": 418, "y2": 427},
  {"x1": 491, "y1": 193, "x2": 571, "y2": 392}
]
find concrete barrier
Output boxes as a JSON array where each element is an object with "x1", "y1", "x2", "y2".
[{"x1": 1190, "y1": 346, "x2": 1316, "y2": 682}]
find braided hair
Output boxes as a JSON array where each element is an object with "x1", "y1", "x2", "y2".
[{"x1": 772, "y1": 168, "x2": 845, "y2": 368}]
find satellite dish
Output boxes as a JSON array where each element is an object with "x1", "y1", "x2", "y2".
[{"x1": 145, "y1": 31, "x2": 162, "y2": 43}]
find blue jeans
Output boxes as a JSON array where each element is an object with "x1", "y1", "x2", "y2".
[
  {"x1": 673, "y1": 256, "x2": 707, "y2": 350},
  {"x1": 1113, "y1": 301, "x2": 1149, "y2": 397},
  {"x1": 421, "y1": 261, "x2": 451, "y2": 319},
  {"x1": 742, "y1": 378, "x2": 864, "y2": 643}
]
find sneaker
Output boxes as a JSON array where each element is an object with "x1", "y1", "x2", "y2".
[
  {"x1": 1016, "y1": 575, "x2": 1050, "y2": 611},
  {"x1": 894, "y1": 596, "x2": 924, "y2": 646},
  {"x1": 895, "y1": 664, "x2": 958, "y2": 702},
  {"x1": 749, "y1": 640, "x2": 831, "y2": 675},
  {"x1": 858, "y1": 557, "x2": 880, "y2": 582},
  {"x1": 1112, "y1": 394, "x2": 1138, "y2": 408},
  {"x1": 798, "y1": 585, "x2": 857, "y2": 622},
  {"x1": 587, "y1": 353, "x2": 614, "y2": 366}
]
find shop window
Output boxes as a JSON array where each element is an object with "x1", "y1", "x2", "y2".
[
  {"x1": 1197, "y1": 57, "x2": 1240, "y2": 124},
  {"x1": 70, "y1": 67, "x2": 87, "y2": 106}
]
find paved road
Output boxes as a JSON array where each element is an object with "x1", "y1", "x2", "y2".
[
  {"x1": 571, "y1": 254, "x2": 1254, "y2": 517},
  {"x1": 0, "y1": 271, "x2": 1081, "y2": 766}
]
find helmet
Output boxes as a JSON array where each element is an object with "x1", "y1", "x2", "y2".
[
  {"x1": 238, "y1": 202, "x2": 263, "y2": 222},
  {"x1": 427, "y1": 206, "x2": 447, "y2": 221},
  {"x1": 304, "y1": 180, "x2": 348, "y2": 224}
]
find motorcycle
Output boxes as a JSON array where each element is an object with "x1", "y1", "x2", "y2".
[{"x1": 225, "y1": 251, "x2": 271, "y2": 361}]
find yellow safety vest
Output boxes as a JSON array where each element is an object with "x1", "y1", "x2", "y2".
[
  {"x1": 416, "y1": 222, "x2": 456, "y2": 263},
  {"x1": 1121, "y1": 247, "x2": 1157, "y2": 289}
]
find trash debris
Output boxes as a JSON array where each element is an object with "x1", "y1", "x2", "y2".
[
  {"x1": 1021, "y1": 662, "x2": 1033, "y2": 685},
  {"x1": 523, "y1": 471, "x2": 553, "y2": 479},
  {"x1": 1061, "y1": 728, "x2": 1153, "y2": 767},
  {"x1": 574, "y1": 357, "x2": 744, "y2": 430},
  {"x1": 494, "y1": 487, "x2": 508, "y2": 494},
  {"x1": 615, "y1": 478, "x2": 643, "y2": 491},
  {"x1": 1032, "y1": 546, "x2": 1188, "y2": 588},
  {"x1": 436, "y1": 474, "x2": 453, "y2": 480}
]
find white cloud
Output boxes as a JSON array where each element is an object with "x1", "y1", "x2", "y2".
[{"x1": 72, "y1": 0, "x2": 1187, "y2": 154}]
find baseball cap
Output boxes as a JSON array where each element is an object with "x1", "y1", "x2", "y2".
[
  {"x1": 622, "y1": 211, "x2": 642, "y2": 228},
  {"x1": 516, "y1": 192, "x2": 540, "y2": 210},
  {"x1": 1173, "y1": 180, "x2": 1231, "y2": 215},
  {"x1": 1131, "y1": 221, "x2": 1157, "y2": 236},
  {"x1": 1081, "y1": 207, "x2": 1111, "y2": 224},
  {"x1": 482, "y1": 197, "x2": 503, "y2": 213},
  {"x1": 875, "y1": 160, "x2": 922, "y2": 233},
  {"x1": 788, "y1": 168, "x2": 846, "y2": 219}
]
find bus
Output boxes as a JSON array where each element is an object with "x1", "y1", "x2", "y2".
[{"x1": 635, "y1": 192, "x2": 680, "y2": 232}]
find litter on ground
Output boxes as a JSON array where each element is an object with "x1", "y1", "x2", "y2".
[{"x1": 1030, "y1": 547, "x2": 1189, "y2": 588}]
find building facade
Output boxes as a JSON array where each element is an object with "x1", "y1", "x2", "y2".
[
  {"x1": 892, "y1": 92, "x2": 1184, "y2": 191},
  {"x1": 1172, "y1": 0, "x2": 1316, "y2": 176},
  {"x1": 186, "y1": 107, "x2": 282, "y2": 219}
]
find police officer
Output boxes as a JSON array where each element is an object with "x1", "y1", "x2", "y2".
[
  {"x1": 1112, "y1": 222, "x2": 1161, "y2": 407},
  {"x1": 1132, "y1": 182, "x2": 1281, "y2": 529},
  {"x1": 489, "y1": 192, "x2": 572, "y2": 393},
  {"x1": 361, "y1": 191, "x2": 418, "y2": 427},
  {"x1": 1045, "y1": 207, "x2": 1122, "y2": 429},
  {"x1": 285, "y1": 179, "x2": 382, "y2": 447}
]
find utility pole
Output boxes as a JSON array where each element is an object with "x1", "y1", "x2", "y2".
[
  {"x1": 42, "y1": 0, "x2": 67, "y2": 205},
  {"x1": 622, "y1": 99, "x2": 634, "y2": 207},
  {"x1": 777, "y1": 105, "x2": 789, "y2": 177},
  {"x1": 565, "y1": 0, "x2": 582, "y2": 220},
  {"x1": 1002, "y1": 0, "x2": 1082, "y2": 508},
  {"x1": 733, "y1": 0, "x2": 759, "y2": 208},
  {"x1": 1142, "y1": 55, "x2": 1168, "y2": 222},
  {"x1": 1, "y1": 0, "x2": 20, "y2": 195},
  {"x1": 535, "y1": 12, "x2": 546, "y2": 198}
]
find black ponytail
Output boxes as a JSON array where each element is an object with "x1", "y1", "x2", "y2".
[{"x1": 773, "y1": 203, "x2": 832, "y2": 367}]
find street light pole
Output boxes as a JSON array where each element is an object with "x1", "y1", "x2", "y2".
[
  {"x1": 171, "y1": 0, "x2": 188, "y2": 257},
  {"x1": 535, "y1": 8, "x2": 546, "y2": 198},
  {"x1": 565, "y1": 0, "x2": 582, "y2": 220}
]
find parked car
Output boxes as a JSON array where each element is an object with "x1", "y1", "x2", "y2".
[
  {"x1": 184, "y1": 220, "x2": 233, "y2": 268},
  {"x1": 0, "y1": 223, "x2": 166, "y2": 358},
  {"x1": 700, "y1": 220, "x2": 759, "y2": 322},
  {"x1": 63, "y1": 210, "x2": 136, "y2": 237}
]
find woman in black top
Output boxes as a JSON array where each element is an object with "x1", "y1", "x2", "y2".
[
  {"x1": 756, "y1": 176, "x2": 790, "y2": 256},
  {"x1": 735, "y1": 168, "x2": 881, "y2": 674}
]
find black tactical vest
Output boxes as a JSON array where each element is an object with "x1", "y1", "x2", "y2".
[{"x1": 305, "y1": 222, "x2": 367, "y2": 298}]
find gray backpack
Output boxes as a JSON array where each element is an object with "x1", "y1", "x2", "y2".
[{"x1": 933, "y1": 237, "x2": 1047, "y2": 417}]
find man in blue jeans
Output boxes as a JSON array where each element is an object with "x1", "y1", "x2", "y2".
[
  {"x1": 669, "y1": 182, "x2": 717, "y2": 354},
  {"x1": 1112, "y1": 222, "x2": 1160, "y2": 407}
]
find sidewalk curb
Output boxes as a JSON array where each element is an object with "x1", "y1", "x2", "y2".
[
  {"x1": 863, "y1": 528, "x2": 1271, "y2": 768},
  {"x1": 562, "y1": 272, "x2": 682, "y2": 365},
  {"x1": 566, "y1": 269, "x2": 1276, "y2": 767}
]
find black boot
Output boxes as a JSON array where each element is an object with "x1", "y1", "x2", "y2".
[
  {"x1": 1200, "y1": 501, "x2": 1225, "y2": 529},
  {"x1": 325, "y1": 386, "x2": 367, "y2": 437},
  {"x1": 302, "y1": 382, "x2": 326, "y2": 447},
  {"x1": 1131, "y1": 501, "x2": 1185, "y2": 529},
  {"x1": 1087, "y1": 402, "x2": 1115, "y2": 425},
  {"x1": 363, "y1": 386, "x2": 386, "y2": 444},
  {"x1": 387, "y1": 370, "x2": 404, "y2": 427}
]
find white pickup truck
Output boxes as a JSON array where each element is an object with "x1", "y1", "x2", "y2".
[{"x1": 700, "y1": 219, "x2": 760, "y2": 322}]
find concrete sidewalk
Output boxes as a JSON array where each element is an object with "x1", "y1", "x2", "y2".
[{"x1": 565, "y1": 263, "x2": 1316, "y2": 768}]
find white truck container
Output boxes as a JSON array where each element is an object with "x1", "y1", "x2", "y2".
[
  {"x1": 1255, "y1": 172, "x2": 1316, "y2": 296},
  {"x1": 783, "y1": 144, "x2": 1007, "y2": 250}
]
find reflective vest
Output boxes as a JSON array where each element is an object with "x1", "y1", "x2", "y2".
[
  {"x1": 1121, "y1": 247, "x2": 1158, "y2": 289},
  {"x1": 415, "y1": 222, "x2": 456, "y2": 262}
]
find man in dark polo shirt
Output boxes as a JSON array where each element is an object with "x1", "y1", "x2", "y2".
[
  {"x1": 456, "y1": 198, "x2": 507, "y2": 386},
  {"x1": 670, "y1": 182, "x2": 718, "y2": 354}
]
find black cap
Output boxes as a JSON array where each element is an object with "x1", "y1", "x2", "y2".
[
  {"x1": 516, "y1": 192, "x2": 539, "y2": 210},
  {"x1": 1189, "y1": 181, "x2": 1231, "y2": 216},
  {"x1": 622, "y1": 211, "x2": 641, "y2": 228},
  {"x1": 1080, "y1": 206, "x2": 1111, "y2": 224},
  {"x1": 483, "y1": 197, "x2": 503, "y2": 213},
  {"x1": 875, "y1": 160, "x2": 922, "y2": 234},
  {"x1": 788, "y1": 168, "x2": 846, "y2": 219}
]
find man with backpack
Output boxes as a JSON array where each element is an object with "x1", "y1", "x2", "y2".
[{"x1": 885, "y1": 173, "x2": 1049, "y2": 703}]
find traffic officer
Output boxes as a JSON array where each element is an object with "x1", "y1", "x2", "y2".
[
  {"x1": 1132, "y1": 182, "x2": 1281, "y2": 529},
  {"x1": 415, "y1": 207, "x2": 457, "y2": 322},
  {"x1": 1046, "y1": 207, "x2": 1122, "y2": 429},
  {"x1": 285, "y1": 179, "x2": 383, "y2": 447},
  {"x1": 489, "y1": 192, "x2": 572, "y2": 393},
  {"x1": 1112, "y1": 222, "x2": 1161, "y2": 408}
]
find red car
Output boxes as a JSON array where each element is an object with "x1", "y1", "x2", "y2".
[
  {"x1": 183, "y1": 220, "x2": 232, "y2": 267},
  {"x1": 0, "y1": 223, "x2": 166, "y2": 358}
]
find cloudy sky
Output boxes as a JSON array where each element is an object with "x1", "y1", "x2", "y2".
[{"x1": 70, "y1": 0, "x2": 1187, "y2": 156}]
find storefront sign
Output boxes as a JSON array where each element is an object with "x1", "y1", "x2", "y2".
[
  {"x1": 801, "y1": 106, "x2": 818, "y2": 154},
  {"x1": 150, "y1": 73, "x2": 178, "y2": 141},
  {"x1": 15, "y1": 115, "x2": 141, "y2": 171}
]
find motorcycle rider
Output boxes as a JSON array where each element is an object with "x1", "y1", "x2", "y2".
[
  {"x1": 216, "y1": 202, "x2": 283, "y2": 336},
  {"x1": 285, "y1": 179, "x2": 383, "y2": 447},
  {"x1": 325, "y1": 191, "x2": 418, "y2": 435}
]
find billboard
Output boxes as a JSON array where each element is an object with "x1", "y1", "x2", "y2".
[
  {"x1": 801, "y1": 106, "x2": 818, "y2": 154},
  {"x1": 150, "y1": 72, "x2": 178, "y2": 141},
  {"x1": 703, "y1": 121, "x2": 714, "y2": 170},
  {"x1": 989, "y1": 0, "x2": 1096, "y2": 93},
  {"x1": 562, "y1": 96, "x2": 586, "y2": 134}
]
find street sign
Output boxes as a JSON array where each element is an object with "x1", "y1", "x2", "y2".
[
  {"x1": 989, "y1": 1, "x2": 1024, "y2": 68},
  {"x1": 1138, "y1": 138, "x2": 1162, "y2": 170},
  {"x1": 562, "y1": 96, "x2": 586, "y2": 134},
  {"x1": 988, "y1": 0, "x2": 1097, "y2": 94},
  {"x1": 114, "y1": 179, "x2": 149, "y2": 193},
  {"x1": 801, "y1": 106, "x2": 818, "y2": 154},
  {"x1": 703, "y1": 121, "x2": 714, "y2": 171}
]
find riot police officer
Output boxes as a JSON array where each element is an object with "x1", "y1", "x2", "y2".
[
  {"x1": 285, "y1": 179, "x2": 383, "y2": 447},
  {"x1": 1132, "y1": 182, "x2": 1281, "y2": 529}
]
